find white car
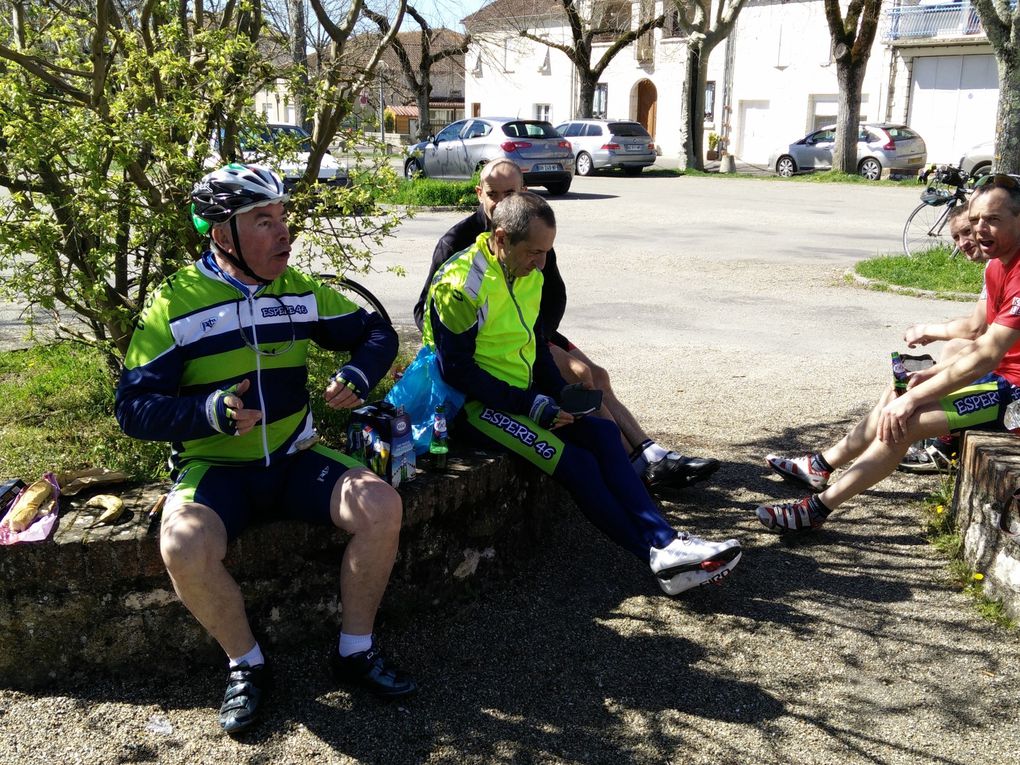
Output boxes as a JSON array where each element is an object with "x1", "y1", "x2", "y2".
[
  {"x1": 959, "y1": 139, "x2": 993, "y2": 180},
  {"x1": 209, "y1": 123, "x2": 348, "y2": 190}
]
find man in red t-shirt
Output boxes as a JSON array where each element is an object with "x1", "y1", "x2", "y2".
[{"x1": 756, "y1": 177, "x2": 1020, "y2": 533}]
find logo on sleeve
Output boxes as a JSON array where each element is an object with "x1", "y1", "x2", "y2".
[{"x1": 1010, "y1": 297, "x2": 1020, "y2": 317}]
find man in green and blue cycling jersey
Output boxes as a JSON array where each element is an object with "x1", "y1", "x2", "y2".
[
  {"x1": 116, "y1": 164, "x2": 415, "y2": 736},
  {"x1": 422, "y1": 191, "x2": 741, "y2": 598}
]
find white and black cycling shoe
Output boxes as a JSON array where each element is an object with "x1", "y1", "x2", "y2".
[{"x1": 649, "y1": 534, "x2": 742, "y2": 595}]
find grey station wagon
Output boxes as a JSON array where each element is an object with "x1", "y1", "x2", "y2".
[{"x1": 554, "y1": 119, "x2": 657, "y2": 176}]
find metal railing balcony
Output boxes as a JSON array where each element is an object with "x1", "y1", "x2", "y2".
[{"x1": 883, "y1": 1, "x2": 985, "y2": 42}]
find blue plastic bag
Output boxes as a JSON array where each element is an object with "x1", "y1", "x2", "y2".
[{"x1": 385, "y1": 346, "x2": 466, "y2": 454}]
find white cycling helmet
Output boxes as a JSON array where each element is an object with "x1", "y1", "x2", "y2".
[
  {"x1": 191, "y1": 163, "x2": 290, "y2": 284},
  {"x1": 191, "y1": 163, "x2": 289, "y2": 234}
]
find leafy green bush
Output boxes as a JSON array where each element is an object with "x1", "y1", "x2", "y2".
[{"x1": 0, "y1": 342, "x2": 413, "y2": 484}]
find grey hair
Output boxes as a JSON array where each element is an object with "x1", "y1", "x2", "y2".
[{"x1": 491, "y1": 191, "x2": 556, "y2": 245}]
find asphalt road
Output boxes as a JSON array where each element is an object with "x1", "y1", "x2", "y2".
[{"x1": 3, "y1": 173, "x2": 1018, "y2": 765}]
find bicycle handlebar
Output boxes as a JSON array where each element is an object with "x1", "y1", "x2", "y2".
[{"x1": 918, "y1": 163, "x2": 969, "y2": 189}]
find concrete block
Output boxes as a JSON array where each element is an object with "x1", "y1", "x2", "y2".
[
  {"x1": 952, "y1": 432, "x2": 1020, "y2": 620},
  {"x1": 0, "y1": 450, "x2": 570, "y2": 689}
]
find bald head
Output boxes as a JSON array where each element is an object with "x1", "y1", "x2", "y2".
[{"x1": 476, "y1": 160, "x2": 525, "y2": 220}]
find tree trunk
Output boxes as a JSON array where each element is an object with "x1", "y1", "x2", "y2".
[
  {"x1": 995, "y1": 53, "x2": 1020, "y2": 174},
  {"x1": 833, "y1": 60, "x2": 866, "y2": 173},
  {"x1": 575, "y1": 72, "x2": 597, "y2": 118},
  {"x1": 416, "y1": 76, "x2": 432, "y2": 140},
  {"x1": 681, "y1": 44, "x2": 705, "y2": 170},
  {"x1": 288, "y1": 0, "x2": 308, "y2": 128}
]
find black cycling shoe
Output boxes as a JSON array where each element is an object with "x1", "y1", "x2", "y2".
[
  {"x1": 644, "y1": 453, "x2": 721, "y2": 490},
  {"x1": 219, "y1": 662, "x2": 270, "y2": 736},
  {"x1": 330, "y1": 641, "x2": 418, "y2": 699}
]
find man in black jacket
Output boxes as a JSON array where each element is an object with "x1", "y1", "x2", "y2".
[{"x1": 412, "y1": 158, "x2": 719, "y2": 492}]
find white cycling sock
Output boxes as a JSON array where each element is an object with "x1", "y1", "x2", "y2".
[
  {"x1": 228, "y1": 642, "x2": 264, "y2": 669},
  {"x1": 338, "y1": 632, "x2": 373, "y2": 657},
  {"x1": 642, "y1": 441, "x2": 670, "y2": 464}
]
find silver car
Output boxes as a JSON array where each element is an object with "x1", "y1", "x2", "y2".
[
  {"x1": 769, "y1": 123, "x2": 927, "y2": 180},
  {"x1": 554, "y1": 119, "x2": 657, "y2": 176},
  {"x1": 959, "y1": 139, "x2": 993, "y2": 179},
  {"x1": 403, "y1": 117, "x2": 574, "y2": 195}
]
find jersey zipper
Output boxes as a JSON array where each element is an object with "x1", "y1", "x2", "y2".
[
  {"x1": 506, "y1": 277, "x2": 534, "y2": 389},
  {"x1": 243, "y1": 291, "x2": 272, "y2": 466}
]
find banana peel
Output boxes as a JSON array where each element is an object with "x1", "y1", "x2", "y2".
[
  {"x1": 2, "y1": 478, "x2": 54, "y2": 532},
  {"x1": 84, "y1": 494, "x2": 125, "y2": 528}
]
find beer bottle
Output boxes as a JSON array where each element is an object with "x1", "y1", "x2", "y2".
[
  {"x1": 429, "y1": 404, "x2": 449, "y2": 470},
  {"x1": 891, "y1": 351, "x2": 909, "y2": 395}
]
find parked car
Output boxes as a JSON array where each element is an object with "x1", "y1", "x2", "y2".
[
  {"x1": 959, "y1": 139, "x2": 993, "y2": 179},
  {"x1": 209, "y1": 123, "x2": 348, "y2": 190},
  {"x1": 553, "y1": 119, "x2": 657, "y2": 176},
  {"x1": 768, "y1": 123, "x2": 927, "y2": 180},
  {"x1": 403, "y1": 117, "x2": 573, "y2": 195}
]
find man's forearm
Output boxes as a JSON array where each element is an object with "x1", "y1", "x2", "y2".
[{"x1": 906, "y1": 340, "x2": 999, "y2": 407}]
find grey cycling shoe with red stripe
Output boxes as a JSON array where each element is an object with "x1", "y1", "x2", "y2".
[
  {"x1": 765, "y1": 453, "x2": 830, "y2": 493},
  {"x1": 756, "y1": 496, "x2": 827, "y2": 533}
]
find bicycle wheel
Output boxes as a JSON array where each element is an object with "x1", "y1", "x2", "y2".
[
  {"x1": 318, "y1": 274, "x2": 391, "y2": 325},
  {"x1": 903, "y1": 201, "x2": 953, "y2": 256}
]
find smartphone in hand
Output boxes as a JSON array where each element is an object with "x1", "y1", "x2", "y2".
[{"x1": 559, "y1": 384, "x2": 604, "y2": 418}]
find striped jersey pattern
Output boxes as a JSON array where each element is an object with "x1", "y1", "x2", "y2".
[{"x1": 116, "y1": 254, "x2": 397, "y2": 468}]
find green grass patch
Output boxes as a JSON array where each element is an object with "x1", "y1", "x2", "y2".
[
  {"x1": 0, "y1": 341, "x2": 411, "y2": 484},
  {"x1": 855, "y1": 246, "x2": 985, "y2": 295},
  {"x1": 0, "y1": 343, "x2": 168, "y2": 481},
  {"x1": 382, "y1": 176, "x2": 477, "y2": 208}
]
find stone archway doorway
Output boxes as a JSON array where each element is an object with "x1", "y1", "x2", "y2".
[{"x1": 636, "y1": 79, "x2": 657, "y2": 137}]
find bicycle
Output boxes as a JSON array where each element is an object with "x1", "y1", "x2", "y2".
[
  {"x1": 316, "y1": 273, "x2": 391, "y2": 325},
  {"x1": 902, "y1": 164, "x2": 971, "y2": 257}
]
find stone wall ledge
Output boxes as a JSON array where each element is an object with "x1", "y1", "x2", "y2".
[
  {"x1": 0, "y1": 450, "x2": 567, "y2": 690},
  {"x1": 952, "y1": 431, "x2": 1020, "y2": 620}
]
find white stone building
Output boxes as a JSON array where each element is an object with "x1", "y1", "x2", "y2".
[{"x1": 462, "y1": 0, "x2": 999, "y2": 168}]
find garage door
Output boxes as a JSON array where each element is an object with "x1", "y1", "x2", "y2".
[
  {"x1": 737, "y1": 100, "x2": 772, "y2": 164},
  {"x1": 909, "y1": 54, "x2": 997, "y2": 164}
]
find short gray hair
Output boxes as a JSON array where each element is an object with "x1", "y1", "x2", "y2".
[{"x1": 491, "y1": 191, "x2": 556, "y2": 245}]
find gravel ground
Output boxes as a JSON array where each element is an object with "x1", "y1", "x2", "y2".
[{"x1": 2, "y1": 176, "x2": 1017, "y2": 765}]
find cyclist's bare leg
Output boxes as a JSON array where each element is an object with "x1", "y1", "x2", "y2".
[
  {"x1": 819, "y1": 386, "x2": 899, "y2": 470},
  {"x1": 818, "y1": 404, "x2": 952, "y2": 510},
  {"x1": 160, "y1": 502, "x2": 256, "y2": 658},
  {"x1": 330, "y1": 468, "x2": 402, "y2": 636},
  {"x1": 551, "y1": 344, "x2": 646, "y2": 452}
]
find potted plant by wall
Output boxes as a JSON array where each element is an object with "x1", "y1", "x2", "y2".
[{"x1": 706, "y1": 132, "x2": 720, "y2": 161}]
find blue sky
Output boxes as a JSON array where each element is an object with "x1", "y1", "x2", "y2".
[{"x1": 433, "y1": 0, "x2": 488, "y2": 28}]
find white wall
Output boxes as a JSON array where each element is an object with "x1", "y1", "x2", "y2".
[
  {"x1": 464, "y1": 0, "x2": 997, "y2": 169},
  {"x1": 465, "y1": 26, "x2": 575, "y2": 125},
  {"x1": 716, "y1": 0, "x2": 889, "y2": 166},
  {"x1": 464, "y1": 5, "x2": 690, "y2": 157}
]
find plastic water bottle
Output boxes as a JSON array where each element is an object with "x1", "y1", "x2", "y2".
[
  {"x1": 891, "y1": 351, "x2": 909, "y2": 395},
  {"x1": 430, "y1": 404, "x2": 449, "y2": 470}
]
